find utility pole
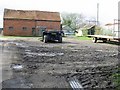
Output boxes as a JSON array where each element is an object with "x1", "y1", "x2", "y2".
[{"x1": 97, "y1": 3, "x2": 99, "y2": 26}]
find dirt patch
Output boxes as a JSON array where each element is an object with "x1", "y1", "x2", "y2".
[{"x1": 1, "y1": 37, "x2": 119, "y2": 89}]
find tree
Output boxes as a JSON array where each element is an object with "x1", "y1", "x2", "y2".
[{"x1": 61, "y1": 12, "x2": 86, "y2": 31}]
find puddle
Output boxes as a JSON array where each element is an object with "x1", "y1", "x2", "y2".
[
  {"x1": 25, "y1": 52, "x2": 64, "y2": 57},
  {"x1": 4, "y1": 42, "x2": 29, "y2": 48},
  {"x1": 109, "y1": 54, "x2": 118, "y2": 57},
  {"x1": 56, "y1": 53, "x2": 64, "y2": 56},
  {"x1": 25, "y1": 49, "x2": 31, "y2": 52},
  {"x1": 7, "y1": 42, "x2": 29, "y2": 48},
  {"x1": 96, "y1": 50, "x2": 117, "y2": 53},
  {"x1": 11, "y1": 64, "x2": 23, "y2": 71},
  {"x1": 96, "y1": 50, "x2": 103, "y2": 52},
  {"x1": 72, "y1": 49, "x2": 79, "y2": 52},
  {"x1": 16, "y1": 43, "x2": 28, "y2": 48}
]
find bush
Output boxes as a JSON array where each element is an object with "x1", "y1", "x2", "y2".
[
  {"x1": 112, "y1": 68, "x2": 120, "y2": 90},
  {"x1": 82, "y1": 29, "x2": 88, "y2": 36}
]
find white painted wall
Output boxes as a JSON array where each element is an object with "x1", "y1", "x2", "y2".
[{"x1": 75, "y1": 29, "x2": 83, "y2": 36}]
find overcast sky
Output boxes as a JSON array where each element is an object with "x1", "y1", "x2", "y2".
[{"x1": 0, "y1": 0, "x2": 119, "y2": 28}]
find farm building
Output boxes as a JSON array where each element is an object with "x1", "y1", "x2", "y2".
[
  {"x1": 75, "y1": 28, "x2": 83, "y2": 36},
  {"x1": 75, "y1": 25, "x2": 102, "y2": 36},
  {"x1": 104, "y1": 19, "x2": 119, "y2": 37},
  {"x1": 3, "y1": 9, "x2": 61, "y2": 36},
  {"x1": 75, "y1": 25, "x2": 96, "y2": 36}
]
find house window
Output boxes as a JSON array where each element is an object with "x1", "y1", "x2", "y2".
[
  {"x1": 32, "y1": 27, "x2": 35, "y2": 31},
  {"x1": 8, "y1": 27, "x2": 14, "y2": 30},
  {"x1": 22, "y1": 27, "x2": 27, "y2": 30}
]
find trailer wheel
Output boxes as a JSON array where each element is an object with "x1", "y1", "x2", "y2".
[
  {"x1": 92, "y1": 37, "x2": 97, "y2": 43},
  {"x1": 58, "y1": 36, "x2": 62, "y2": 43},
  {"x1": 43, "y1": 35, "x2": 48, "y2": 43},
  {"x1": 102, "y1": 39, "x2": 107, "y2": 43},
  {"x1": 118, "y1": 40, "x2": 120, "y2": 42}
]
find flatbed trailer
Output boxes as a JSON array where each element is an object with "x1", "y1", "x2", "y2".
[{"x1": 88, "y1": 35, "x2": 120, "y2": 43}]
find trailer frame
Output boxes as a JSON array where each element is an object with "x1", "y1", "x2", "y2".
[
  {"x1": 88, "y1": 19, "x2": 120, "y2": 43},
  {"x1": 88, "y1": 35, "x2": 120, "y2": 43}
]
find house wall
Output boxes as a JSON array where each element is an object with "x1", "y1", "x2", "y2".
[
  {"x1": 75, "y1": 29, "x2": 83, "y2": 36},
  {"x1": 3, "y1": 19, "x2": 35, "y2": 36}
]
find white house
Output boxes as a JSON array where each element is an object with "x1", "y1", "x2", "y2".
[{"x1": 75, "y1": 28, "x2": 83, "y2": 36}]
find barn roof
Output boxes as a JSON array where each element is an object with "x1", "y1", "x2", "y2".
[{"x1": 4, "y1": 9, "x2": 61, "y2": 21}]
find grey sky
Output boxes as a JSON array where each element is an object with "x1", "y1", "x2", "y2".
[{"x1": 0, "y1": 0, "x2": 119, "y2": 28}]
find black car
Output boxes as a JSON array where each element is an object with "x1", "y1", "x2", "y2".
[{"x1": 42, "y1": 30, "x2": 63, "y2": 43}]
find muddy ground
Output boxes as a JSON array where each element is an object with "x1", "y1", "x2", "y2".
[{"x1": 0, "y1": 37, "x2": 120, "y2": 89}]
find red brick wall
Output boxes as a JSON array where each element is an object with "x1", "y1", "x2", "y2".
[
  {"x1": 3, "y1": 19, "x2": 61, "y2": 36},
  {"x1": 36, "y1": 21, "x2": 61, "y2": 30},
  {"x1": 3, "y1": 19, "x2": 35, "y2": 36}
]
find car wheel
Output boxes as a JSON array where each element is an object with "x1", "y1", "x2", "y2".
[
  {"x1": 58, "y1": 36, "x2": 62, "y2": 43},
  {"x1": 102, "y1": 39, "x2": 107, "y2": 43},
  {"x1": 43, "y1": 35, "x2": 48, "y2": 43}
]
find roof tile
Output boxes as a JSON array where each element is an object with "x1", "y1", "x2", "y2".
[{"x1": 4, "y1": 9, "x2": 61, "y2": 21}]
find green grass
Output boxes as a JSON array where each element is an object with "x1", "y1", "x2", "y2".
[
  {"x1": 112, "y1": 68, "x2": 120, "y2": 90},
  {"x1": 74, "y1": 36, "x2": 92, "y2": 40}
]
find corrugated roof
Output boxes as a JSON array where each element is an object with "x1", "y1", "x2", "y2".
[
  {"x1": 105, "y1": 23, "x2": 119, "y2": 26},
  {"x1": 4, "y1": 9, "x2": 61, "y2": 21},
  {"x1": 83, "y1": 24, "x2": 96, "y2": 29}
]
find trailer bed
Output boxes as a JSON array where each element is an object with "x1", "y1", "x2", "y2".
[{"x1": 88, "y1": 35, "x2": 120, "y2": 43}]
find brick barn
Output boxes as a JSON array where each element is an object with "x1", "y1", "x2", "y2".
[{"x1": 3, "y1": 9, "x2": 61, "y2": 36}]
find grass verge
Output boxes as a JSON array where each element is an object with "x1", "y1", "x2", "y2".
[
  {"x1": 74, "y1": 36, "x2": 92, "y2": 40},
  {"x1": 112, "y1": 68, "x2": 120, "y2": 90}
]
